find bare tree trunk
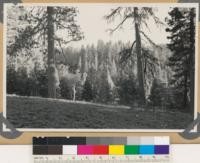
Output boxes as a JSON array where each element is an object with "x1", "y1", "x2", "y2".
[
  {"x1": 72, "y1": 85, "x2": 76, "y2": 101},
  {"x1": 134, "y1": 7, "x2": 146, "y2": 105},
  {"x1": 47, "y1": 7, "x2": 56, "y2": 98}
]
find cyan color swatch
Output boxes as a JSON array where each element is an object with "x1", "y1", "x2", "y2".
[{"x1": 139, "y1": 145, "x2": 155, "y2": 154}]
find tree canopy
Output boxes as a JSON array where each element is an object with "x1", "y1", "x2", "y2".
[{"x1": 166, "y1": 7, "x2": 195, "y2": 111}]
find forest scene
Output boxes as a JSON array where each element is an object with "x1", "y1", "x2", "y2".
[{"x1": 5, "y1": 4, "x2": 197, "y2": 129}]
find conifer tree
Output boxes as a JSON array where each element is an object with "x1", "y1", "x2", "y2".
[
  {"x1": 105, "y1": 7, "x2": 163, "y2": 105},
  {"x1": 82, "y1": 77, "x2": 93, "y2": 101},
  {"x1": 166, "y1": 8, "x2": 195, "y2": 110},
  {"x1": 8, "y1": 6, "x2": 84, "y2": 98}
]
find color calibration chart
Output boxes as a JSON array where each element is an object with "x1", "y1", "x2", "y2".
[{"x1": 33, "y1": 137, "x2": 170, "y2": 163}]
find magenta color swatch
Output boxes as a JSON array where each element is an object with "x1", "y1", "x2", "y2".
[{"x1": 77, "y1": 145, "x2": 93, "y2": 155}]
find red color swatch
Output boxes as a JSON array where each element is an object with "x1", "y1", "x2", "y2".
[{"x1": 93, "y1": 145, "x2": 109, "y2": 155}]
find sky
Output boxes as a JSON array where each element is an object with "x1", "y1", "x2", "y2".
[
  {"x1": 56, "y1": 4, "x2": 172, "y2": 48},
  {"x1": 9, "y1": 3, "x2": 197, "y2": 49}
]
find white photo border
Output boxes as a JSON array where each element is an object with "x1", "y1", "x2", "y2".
[{"x1": 3, "y1": 3, "x2": 199, "y2": 132}]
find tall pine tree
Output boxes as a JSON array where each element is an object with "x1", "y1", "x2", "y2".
[
  {"x1": 8, "y1": 6, "x2": 84, "y2": 98},
  {"x1": 166, "y1": 8, "x2": 195, "y2": 111},
  {"x1": 105, "y1": 7, "x2": 163, "y2": 105}
]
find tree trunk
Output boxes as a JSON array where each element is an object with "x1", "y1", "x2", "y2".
[
  {"x1": 134, "y1": 7, "x2": 146, "y2": 105},
  {"x1": 47, "y1": 7, "x2": 56, "y2": 98},
  {"x1": 72, "y1": 85, "x2": 76, "y2": 101}
]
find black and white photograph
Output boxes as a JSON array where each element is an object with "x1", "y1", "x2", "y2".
[{"x1": 4, "y1": 3, "x2": 198, "y2": 130}]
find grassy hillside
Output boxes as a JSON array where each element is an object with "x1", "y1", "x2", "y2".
[{"x1": 6, "y1": 95, "x2": 193, "y2": 129}]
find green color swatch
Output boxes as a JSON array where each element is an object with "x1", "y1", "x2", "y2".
[{"x1": 125, "y1": 145, "x2": 139, "y2": 154}]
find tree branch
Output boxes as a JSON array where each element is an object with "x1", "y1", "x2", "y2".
[
  {"x1": 119, "y1": 41, "x2": 136, "y2": 64},
  {"x1": 107, "y1": 15, "x2": 131, "y2": 34},
  {"x1": 104, "y1": 7, "x2": 122, "y2": 21},
  {"x1": 56, "y1": 39, "x2": 67, "y2": 64},
  {"x1": 140, "y1": 30, "x2": 162, "y2": 50}
]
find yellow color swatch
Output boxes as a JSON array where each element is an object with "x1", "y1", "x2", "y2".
[{"x1": 109, "y1": 145, "x2": 124, "y2": 155}]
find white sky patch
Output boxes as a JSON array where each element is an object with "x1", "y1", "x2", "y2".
[
  {"x1": 7, "y1": 3, "x2": 198, "y2": 49},
  {"x1": 57, "y1": 5, "x2": 172, "y2": 48}
]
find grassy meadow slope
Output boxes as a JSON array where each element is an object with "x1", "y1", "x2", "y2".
[{"x1": 6, "y1": 95, "x2": 193, "y2": 129}]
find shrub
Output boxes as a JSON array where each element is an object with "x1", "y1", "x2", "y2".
[
  {"x1": 117, "y1": 75, "x2": 139, "y2": 105},
  {"x1": 148, "y1": 78, "x2": 164, "y2": 107},
  {"x1": 82, "y1": 77, "x2": 93, "y2": 101}
]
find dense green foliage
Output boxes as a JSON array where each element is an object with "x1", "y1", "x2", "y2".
[
  {"x1": 166, "y1": 8, "x2": 195, "y2": 111},
  {"x1": 82, "y1": 77, "x2": 93, "y2": 101},
  {"x1": 148, "y1": 79, "x2": 164, "y2": 107},
  {"x1": 7, "y1": 66, "x2": 48, "y2": 97},
  {"x1": 117, "y1": 75, "x2": 139, "y2": 105}
]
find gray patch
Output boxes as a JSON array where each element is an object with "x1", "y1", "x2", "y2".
[
  {"x1": 0, "y1": 112, "x2": 22, "y2": 139},
  {"x1": 179, "y1": 112, "x2": 200, "y2": 139},
  {"x1": 178, "y1": 0, "x2": 200, "y2": 21},
  {"x1": 0, "y1": 0, "x2": 22, "y2": 23}
]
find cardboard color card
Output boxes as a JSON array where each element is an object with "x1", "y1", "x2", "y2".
[{"x1": 0, "y1": 0, "x2": 200, "y2": 162}]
